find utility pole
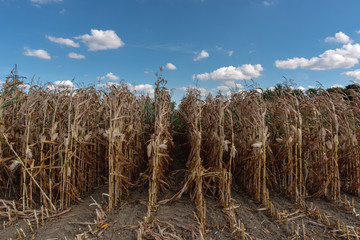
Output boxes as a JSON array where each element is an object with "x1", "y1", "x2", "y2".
[{"x1": 7, "y1": 64, "x2": 27, "y2": 81}]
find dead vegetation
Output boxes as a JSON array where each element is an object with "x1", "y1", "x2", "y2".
[{"x1": 1, "y1": 69, "x2": 360, "y2": 239}]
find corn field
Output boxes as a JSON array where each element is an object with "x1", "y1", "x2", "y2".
[{"x1": 1, "y1": 71, "x2": 360, "y2": 239}]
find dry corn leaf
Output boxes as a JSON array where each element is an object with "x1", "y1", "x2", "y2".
[
  {"x1": 9, "y1": 160, "x2": 20, "y2": 172},
  {"x1": 326, "y1": 140, "x2": 333, "y2": 150},
  {"x1": 51, "y1": 132, "x2": 58, "y2": 142},
  {"x1": 67, "y1": 166, "x2": 71, "y2": 177},
  {"x1": 112, "y1": 127, "x2": 123, "y2": 138},
  {"x1": 147, "y1": 143, "x2": 152, "y2": 158},
  {"x1": 40, "y1": 135, "x2": 46, "y2": 143},
  {"x1": 26, "y1": 148, "x2": 33, "y2": 159},
  {"x1": 159, "y1": 144, "x2": 167, "y2": 150},
  {"x1": 224, "y1": 140, "x2": 231, "y2": 152},
  {"x1": 84, "y1": 133, "x2": 92, "y2": 141},
  {"x1": 251, "y1": 142, "x2": 262, "y2": 148}
]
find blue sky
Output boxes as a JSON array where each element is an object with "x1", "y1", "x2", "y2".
[{"x1": 1, "y1": 0, "x2": 360, "y2": 102}]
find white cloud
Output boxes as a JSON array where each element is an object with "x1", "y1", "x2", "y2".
[
  {"x1": 55, "y1": 80, "x2": 75, "y2": 88},
  {"x1": 177, "y1": 86, "x2": 188, "y2": 92},
  {"x1": 196, "y1": 64, "x2": 263, "y2": 83},
  {"x1": 23, "y1": 47, "x2": 51, "y2": 60},
  {"x1": 97, "y1": 72, "x2": 120, "y2": 81},
  {"x1": 264, "y1": 1, "x2": 275, "y2": 6},
  {"x1": 343, "y1": 69, "x2": 360, "y2": 82},
  {"x1": 325, "y1": 32, "x2": 353, "y2": 44},
  {"x1": 132, "y1": 84, "x2": 154, "y2": 96},
  {"x1": 222, "y1": 81, "x2": 244, "y2": 88},
  {"x1": 308, "y1": 85, "x2": 316, "y2": 89},
  {"x1": 217, "y1": 85, "x2": 230, "y2": 91},
  {"x1": 75, "y1": 29, "x2": 124, "y2": 51},
  {"x1": 68, "y1": 52, "x2": 85, "y2": 59},
  {"x1": 228, "y1": 50, "x2": 234, "y2": 56},
  {"x1": 46, "y1": 35, "x2": 79, "y2": 47},
  {"x1": 144, "y1": 71, "x2": 151, "y2": 74},
  {"x1": 97, "y1": 81, "x2": 121, "y2": 88},
  {"x1": 19, "y1": 83, "x2": 30, "y2": 90},
  {"x1": 331, "y1": 84, "x2": 344, "y2": 88},
  {"x1": 275, "y1": 43, "x2": 360, "y2": 70},
  {"x1": 356, "y1": 30, "x2": 360, "y2": 34},
  {"x1": 48, "y1": 80, "x2": 76, "y2": 90},
  {"x1": 196, "y1": 87, "x2": 209, "y2": 97},
  {"x1": 97, "y1": 82, "x2": 154, "y2": 96},
  {"x1": 194, "y1": 50, "x2": 209, "y2": 61},
  {"x1": 276, "y1": 57, "x2": 308, "y2": 69},
  {"x1": 297, "y1": 86, "x2": 306, "y2": 92},
  {"x1": 59, "y1": 8, "x2": 66, "y2": 14},
  {"x1": 30, "y1": 0, "x2": 62, "y2": 5},
  {"x1": 165, "y1": 63, "x2": 176, "y2": 70}
]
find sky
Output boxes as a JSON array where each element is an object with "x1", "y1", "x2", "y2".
[{"x1": 1, "y1": 0, "x2": 360, "y2": 102}]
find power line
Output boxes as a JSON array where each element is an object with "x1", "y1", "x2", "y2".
[{"x1": 6, "y1": 64, "x2": 27, "y2": 81}]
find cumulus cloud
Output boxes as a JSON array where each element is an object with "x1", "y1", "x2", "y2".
[
  {"x1": 331, "y1": 84, "x2": 344, "y2": 88},
  {"x1": 97, "y1": 81, "x2": 121, "y2": 88},
  {"x1": 23, "y1": 47, "x2": 51, "y2": 60},
  {"x1": 228, "y1": 50, "x2": 234, "y2": 56},
  {"x1": 97, "y1": 72, "x2": 120, "y2": 81},
  {"x1": 68, "y1": 52, "x2": 85, "y2": 59},
  {"x1": 48, "y1": 80, "x2": 76, "y2": 90},
  {"x1": 55, "y1": 80, "x2": 75, "y2": 88},
  {"x1": 325, "y1": 32, "x2": 353, "y2": 44},
  {"x1": 217, "y1": 85, "x2": 230, "y2": 91},
  {"x1": 75, "y1": 29, "x2": 124, "y2": 51},
  {"x1": 343, "y1": 69, "x2": 360, "y2": 82},
  {"x1": 194, "y1": 50, "x2": 209, "y2": 61},
  {"x1": 132, "y1": 84, "x2": 154, "y2": 95},
  {"x1": 356, "y1": 30, "x2": 360, "y2": 34},
  {"x1": 46, "y1": 36, "x2": 80, "y2": 47},
  {"x1": 275, "y1": 43, "x2": 360, "y2": 70},
  {"x1": 165, "y1": 63, "x2": 176, "y2": 70},
  {"x1": 221, "y1": 81, "x2": 244, "y2": 89},
  {"x1": 176, "y1": 86, "x2": 188, "y2": 92},
  {"x1": 19, "y1": 83, "x2": 30, "y2": 90},
  {"x1": 196, "y1": 64, "x2": 263, "y2": 84},
  {"x1": 298, "y1": 86, "x2": 306, "y2": 92},
  {"x1": 98, "y1": 82, "x2": 154, "y2": 96}
]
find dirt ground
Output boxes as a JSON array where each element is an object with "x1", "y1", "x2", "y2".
[
  {"x1": 1, "y1": 182, "x2": 360, "y2": 240},
  {"x1": 1, "y1": 148, "x2": 360, "y2": 240}
]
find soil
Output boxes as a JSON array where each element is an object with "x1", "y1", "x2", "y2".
[
  {"x1": 1, "y1": 148, "x2": 360, "y2": 240},
  {"x1": 2, "y1": 184, "x2": 359, "y2": 240}
]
